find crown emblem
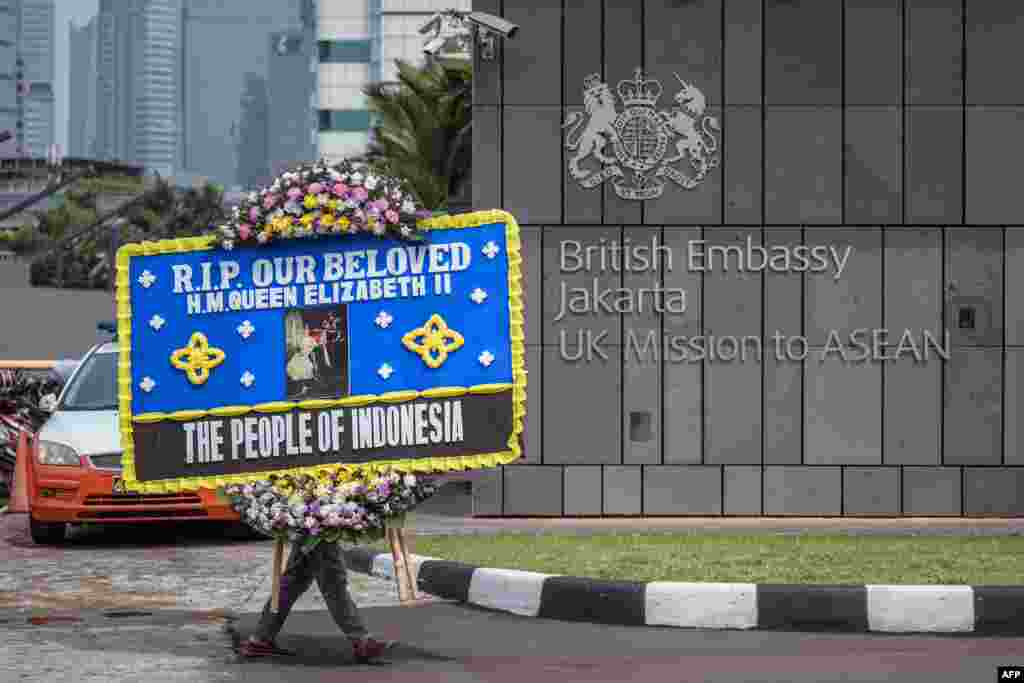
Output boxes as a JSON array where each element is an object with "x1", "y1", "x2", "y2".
[{"x1": 617, "y1": 67, "x2": 661, "y2": 108}]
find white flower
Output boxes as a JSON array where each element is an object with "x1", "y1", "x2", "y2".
[
  {"x1": 223, "y1": 240, "x2": 234, "y2": 251},
  {"x1": 377, "y1": 363, "x2": 394, "y2": 380},
  {"x1": 470, "y1": 288, "x2": 488, "y2": 304},
  {"x1": 478, "y1": 351, "x2": 495, "y2": 367},
  {"x1": 403, "y1": 474, "x2": 417, "y2": 487},
  {"x1": 148, "y1": 315, "x2": 165, "y2": 331},
  {"x1": 237, "y1": 320, "x2": 256, "y2": 339},
  {"x1": 375, "y1": 311, "x2": 393, "y2": 329},
  {"x1": 482, "y1": 241, "x2": 500, "y2": 259},
  {"x1": 139, "y1": 376, "x2": 156, "y2": 392},
  {"x1": 240, "y1": 371, "x2": 255, "y2": 388},
  {"x1": 401, "y1": 200, "x2": 415, "y2": 214},
  {"x1": 400, "y1": 226, "x2": 412, "y2": 237},
  {"x1": 138, "y1": 270, "x2": 156, "y2": 288},
  {"x1": 248, "y1": 192, "x2": 258, "y2": 202},
  {"x1": 257, "y1": 232, "x2": 269, "y2": 243}
]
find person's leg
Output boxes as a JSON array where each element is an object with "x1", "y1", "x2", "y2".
[
  {"x1": 314, "y1": 541, "x2": 369, "y2": 638},
  {"x1": 315, "y1": 542, "x2": 396, "y2": 662},
  {"x1": 248, "y1": 543, "x2": 316, "y2": 648}
]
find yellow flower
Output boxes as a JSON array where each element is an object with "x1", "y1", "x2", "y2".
[
  {"x1": 303, "y1": 194, "x2": 319, "y2": 209},
  {"x1": 327, "y1": 199, "x2": 339, "y2": 210},
  {"x1": 337, "y1": 216, "x2": 350, "y2": 227},
  {"x1": 320, "y1": 213, "x2": 336, "y2": 226},
  {"x1": 300, "y1": 213, "x2": 316, "y2": 226}
]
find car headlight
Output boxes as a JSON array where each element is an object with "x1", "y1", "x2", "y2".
[{"x1": 37, "y1": 441, "x2": 81, "y2": 466}]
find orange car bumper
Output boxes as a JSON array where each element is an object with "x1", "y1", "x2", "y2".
[{"x1": 29, "y1": 465, "x2": 240, "y2": 524}]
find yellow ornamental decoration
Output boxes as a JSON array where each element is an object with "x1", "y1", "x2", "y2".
[
  {"x1": 169, "y1": 332, "x2": 226, "y2": 385},
  {"x1": 402, "y1": 314, "x2": 465, "y2": 369}
]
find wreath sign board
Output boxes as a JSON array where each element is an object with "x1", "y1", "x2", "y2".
[{"x1": 115, "y1": 210, "x2": 526, "y2": 493}]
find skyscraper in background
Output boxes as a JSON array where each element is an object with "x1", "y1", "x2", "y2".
[
  {"x1": 235, "y1": 73, "x2": 269, "y2": 189},
  {"x1": 314, "y1": 0, "x2": 470, "y2": 164},
  {"x1": 267, "y1": 27, "x2": 315, "y2": 177},
  {"x1": 182, "y1": 0, "x2": 304, "y2": 188},
  {"x1": 93, "y1": 0, "x2": 182, "y2": 176},
  {"x1": 17, "y1": 0, "x2": 55, "y2": 158},
  {"x1": 0, "y1": 1, "x2": 18, "y2": 158},
  {"x1": 67, "y1": 15, "x2": 97, "y2": 158},
  {"x1": 132, "y1": 0, "x2": 182, "y2": 176},
  {"x1": 94, "y1": 0, "x2": 134, "y2": 163}
]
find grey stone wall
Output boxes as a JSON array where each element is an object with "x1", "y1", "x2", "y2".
[{"x1": 472, "y1": 0, "x2": 1024, "y2": 516}]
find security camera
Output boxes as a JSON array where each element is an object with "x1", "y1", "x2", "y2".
[
  {"x1": 419, "y1": 13, "x2": 443, "y2": 36},
  {"x1": 422, "y1": 35, "x2": 446, "y2": 55},
  {"x1": 465, "y1": 11, "x2": 518, "y2": 39}
]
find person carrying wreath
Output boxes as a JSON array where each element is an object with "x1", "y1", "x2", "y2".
[{"x1": 239, "y1": 539, "x2": 396, "y2": 661}]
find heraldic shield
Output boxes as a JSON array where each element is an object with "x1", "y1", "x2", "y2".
[{"x1": 563, "y1": 67, "x2": 721, "y2": 201}]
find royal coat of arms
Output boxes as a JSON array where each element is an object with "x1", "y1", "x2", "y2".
[{"x1": 563, "y1": 67, "x2": 720, "y2": 201}]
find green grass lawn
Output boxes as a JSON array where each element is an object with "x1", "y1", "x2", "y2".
[{"x1": 371, "y1": 532, "x2": 1024, "y2": 585}]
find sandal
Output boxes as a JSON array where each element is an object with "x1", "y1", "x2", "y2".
[{"x1": 239, "y1": 638, "x2": 297, "y2": 658}]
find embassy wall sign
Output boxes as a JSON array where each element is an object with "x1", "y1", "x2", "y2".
[
  {"x1": 114, "y1": 209, "x2": 526, "y2": 493},
  {"x1": 563, "y1": 67, "x2": 721, "y2": 201}
]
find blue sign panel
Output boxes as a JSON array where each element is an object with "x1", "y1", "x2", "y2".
[{"x1": 115, "y1": 210, "x2": 526, "y2": 492}]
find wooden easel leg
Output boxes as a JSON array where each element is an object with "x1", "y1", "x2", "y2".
[
  {"x1": 270, "y1": 537, "x2": 285, "y2": 612},
  {"x1": 388, "y1": 528, "x2": 413, "y2": 604},
  {"x1": 396, "y1": 529, "x2": 417, "y2": 601}
]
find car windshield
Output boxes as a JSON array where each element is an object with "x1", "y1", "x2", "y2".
[{"x1": 60, "y1": 351, "x2": 117, "y2": 411}]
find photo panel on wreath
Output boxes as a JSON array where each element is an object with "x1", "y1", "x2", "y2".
[{"x1": 284, "y1": 305, "x2": 350, "y2": 400}]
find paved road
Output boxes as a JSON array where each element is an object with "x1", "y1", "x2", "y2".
[
  {"x1": 3, "y1": 510, "x2": 1024, "y2": 682},
  {"x1": 0, "y1": 512, "x2": 424, "y2": 682},
  {"x1": 228, "y1": 605, "x2": 1024, "y2": 683}
]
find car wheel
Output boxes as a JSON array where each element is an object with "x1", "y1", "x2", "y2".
[{"x1": 29, "y1": 517, "x2": 67, "y2": 545}]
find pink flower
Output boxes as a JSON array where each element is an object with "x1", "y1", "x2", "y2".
[
  {"x1": 238, "y1": 224, "x2": 252, "y2": 240},
  {"x1": 384, "y1": 209, "x2": 399, "y2": 224},
  {"x1": 249, "y1": 206, "x2": 261, "y2": 222},
  {"x1": 261, "y1": 194, "x2": 278, "y2": 210},
  {"x1": 352, "y1": 187, "x2": 368, "y2": 202},
  {"x1": 372, "y1": 198, "x2": 389, "y2": 212},
  {"x1": 287, "y1": 187, "x2": 303, "y2": 200},
  {"x1": 308, "y1": 182, "x2": 323, "y2": 195},
  {"x1": 332, "y1": 183, "x2": 348, "y2": 196}
]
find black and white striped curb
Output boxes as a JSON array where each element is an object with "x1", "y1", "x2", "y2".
[{"x1": 343, "y1": 547, "x2": 1024, "y2": 635}]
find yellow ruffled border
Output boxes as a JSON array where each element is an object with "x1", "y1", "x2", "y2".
[{"x1": 114, "y1": 209, "x2": 526, "y2": 493}]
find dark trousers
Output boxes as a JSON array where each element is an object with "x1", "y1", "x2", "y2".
[{"x1": 255, "y1": 541, "x2": 369, "y2": 642}]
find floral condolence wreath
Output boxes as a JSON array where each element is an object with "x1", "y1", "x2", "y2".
[
  {"x1": 212, "y1": 158, "x2": 434, "y2": 250},
  {"x1": 226, "y1": 469, "x2": 437, "y2": 550}
]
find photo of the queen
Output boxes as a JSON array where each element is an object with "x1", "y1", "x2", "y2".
[{"x1": 284, "y1": 307, "x2": 349, "y2": 400}]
